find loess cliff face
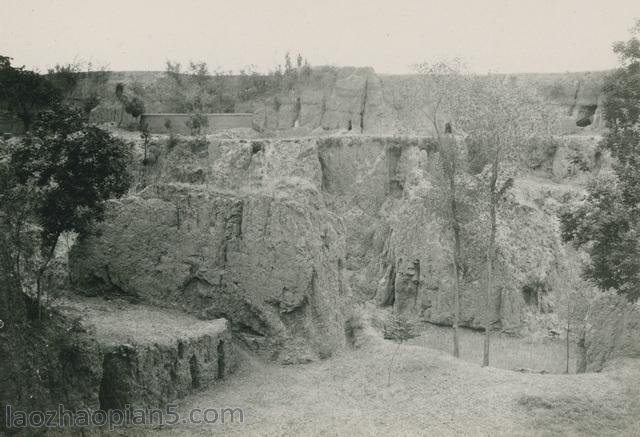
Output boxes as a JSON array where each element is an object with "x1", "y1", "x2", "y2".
[
  {"x1": 93, "y1": 67, "x2": 607, "y2": 136},
  {"x1": 251, "y1": 67, "x2": 396, "y2": 134},
  {"x1": 71, "y1": 137, "x2": 350, "y2": 364},
  {"x1": 70, "y1": 134, "x2": 584, "y2": 362}
]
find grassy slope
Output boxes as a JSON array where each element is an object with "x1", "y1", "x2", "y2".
[
  {"x1": 408, "y1": 324, "x2": 578, "y2": 374},
  {"x1": 77, "y1": 333, "x2": 639, "y2": 437}
]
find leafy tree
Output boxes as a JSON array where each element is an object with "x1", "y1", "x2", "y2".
[
  {"x1": 46, "y1": 62, "x2": 81, "y2": 98},
  {"x1": 0, "y1": 148, "x2": 39, "y2": 313},
  {"x1": 187, "y1": 112, "x2": 209, "y2": 135},
  {"x1": 458, "y1": 75, "x2": 550, "y2": 367},
  {"x1": 0, "y1": 56, "x2": 61, "y2": 130},
  {"x1": 115, "y1": 82, "x2": 145, "y2": 125},
  {"x1": 47, "y1": 62, "x2": 110, "y2": 115},
  {"x1": 8, "y1": 105, "x2": 132, "y2": 316},
  {"x1": 166, "y1": 60, "x2": 183, "y2": 84},
  {"x1": 561, "y1": 20, "x2": 640, "y2": 302},
  {"x1": 125, "y1": 96, "x2": 145, "y2": 120}
]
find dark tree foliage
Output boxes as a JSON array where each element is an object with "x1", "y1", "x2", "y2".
[
  {"x1": 0, "y1": 56, "x2": 61, "y2": 129},
  {"x1": 10, "y1": 106, "x2": 132, "y2": 250},
  {"x1": 124, "y1": 96, "x2": 145, "y2": 119},
  {"x1": 46, "y1": 63, "x2": 81, "y2": 98},
  {"x1": 561, "y1": 21, "x2": 640, "y2": 302}
]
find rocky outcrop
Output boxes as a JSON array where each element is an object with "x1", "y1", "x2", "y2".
[
  {"x1": 61, "y1": 297, "x2": 235, "y2": 410},
  {"x1": 71, "y1": 137, "x2": 350, "y2": 363},
  {"x1": 578, "y1": 294, "x2": 640, "y2": 372},
  {"x1": 317, "y1": 136, "x2": 570, "y2": 332},
  {"x1": 70, "y1": 134, "x2": 579, "y2": 363},
  {"x1": 251, "y1": 67, "x2": 396, "y2": 134},
  {"x1": 0, "y1": 296, "x2": 234, "y2": 429}
]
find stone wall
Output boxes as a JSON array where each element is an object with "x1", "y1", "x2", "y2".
[{"x1": 141, "y1": 113, "x2": 253, "y2": 134}]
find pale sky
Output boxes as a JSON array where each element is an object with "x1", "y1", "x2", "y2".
[{"x1": 1, "y1": 0, "x2": 639, "y2": 74}]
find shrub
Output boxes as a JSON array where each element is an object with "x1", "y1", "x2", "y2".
[
  {"x1": 188, "y1": 136, "x2": 209, "y2": 154},
  {"x1": 186, "y1": 112, "x2": 208, "y2": 135},
  {"x1": 384, "y1": 313, "x2": 419, "y2": 386},
  {"x1": 166, "y1": 134, "x2": 179, "y2": 151}
]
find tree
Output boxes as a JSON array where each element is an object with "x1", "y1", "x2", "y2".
[
  {"x1": 284, "y1": 52, "x2": 293, "y2": 74},
  {"x1": 187, "y1": 112, "x2": 209, "y2": 135},
  {"x1": 115, "y1": 82, "x2": 145, "y2": 125},
  {"x1": 384, "y1": 313, "x2": 418, "y2": 386},
  {"x1": 166, "y1": 60, "x2": 182, "y2": 83},
  {"x1": 46, "y1": 62, "x2": 81, "y2": 98},
  {"x1": 0, "y1": 56, "x2": 61, "y2": 130},
  {"x1": 140, "y1": 121, "x2": 151, "y2": 164},
  {"x1": 0, "y1": 149, "x2": 39, "y2": 318},
  {"x1": 47, "y1": 61, "x2": 110, "y2": 116},
  {"x1": 414, "y1": 60, "x2": 470, "y2": 358},
  {"x1": 552, "y1": 251, "x2": 594, "y2": 373},
  {"x1": 560, "y1": 20, "x2": 640, "y2": 302},
  {"x1": 125, "y1": 96, "x2": 145, "y2": 121},
  {"x1": 457, "y1": 76, "x2": 550, "y2": 367},
  {"x1": 8, "y1": 105, "x2": 132, "y2": 317}
]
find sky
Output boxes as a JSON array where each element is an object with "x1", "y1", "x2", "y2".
[{"x1": 1, "y1": 0, "x2": 640, "y2": 75}]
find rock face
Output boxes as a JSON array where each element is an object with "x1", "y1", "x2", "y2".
[
  {"x1": 316, "y1": 136, "x2": 570, "y2": 332},
  {"x1": 251, "y1": 67, "x2": 396, "y2": 134},
  {"x1": 0, "y1": 297, "x2": 234, "y2": 424},
  {"x1": 70, "y1": 134, "x2": 577, "y2": 362},
  {"x1": 62, "y1": 297, "x2": 235, "y2": 410},
  {"x1": 71, "y1": 137, "x2": 350, "y2": 364},
  {"x1": 578, "y1": 294, "x2": 640, "y2": 372}
]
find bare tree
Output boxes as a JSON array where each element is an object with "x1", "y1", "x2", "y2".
[
  {"x1": 413, "y1": 60, "x2": 469, "y2": 358},
  {"x1": 455, "y1": 75, "x2": 551, "y2": 367}
]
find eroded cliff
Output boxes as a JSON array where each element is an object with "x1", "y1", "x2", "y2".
[{"x1": 69, "y1": 133, "x2": 589, "y2": 362}]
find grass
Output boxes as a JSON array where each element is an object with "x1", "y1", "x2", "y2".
[
  {"x1": 517, "y1": 394, "x2": 633, "y2": 436},
  {"x1": 51, "y1": 329, "x2": 639, "y2": 437},
  {"x1": 408, "y1": 324, "x2": 577, "y2": 374}
]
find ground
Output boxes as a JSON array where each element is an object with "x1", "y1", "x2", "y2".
[{"x1": 52, "y1": 328, "x2": 640, "y2": 436}]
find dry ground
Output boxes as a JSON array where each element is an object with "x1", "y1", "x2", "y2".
[{"x1": 68, "y1": 331, "x2": 640, "y2": 437}]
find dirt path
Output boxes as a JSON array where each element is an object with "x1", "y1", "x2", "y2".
[{"x1": 94, "y1": 335, "x2": 639, "y2": 437}]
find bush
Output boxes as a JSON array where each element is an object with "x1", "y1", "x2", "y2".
[
  {"x1": 186, "y1": 113, "x2": 208, "y2": 135},
  {"x1": 188, "y1": 136, "x2": 209, "y2": 154},
  {"x1": 166, "y1": 134, "x2": 179, "y2": 151},
  {"x1": 384, "y1": 313, "x2": 419, "y2": 386}
]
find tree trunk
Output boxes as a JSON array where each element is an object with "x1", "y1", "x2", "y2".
[
  {"x1": 445, "y1": 131, "x2": 462, "y2": 359},
  {"x1": 482, "y1": 206, "x2": 496, "y2": 367},
  {"x1": 387, "y1": 342, "x2": 402, "y2": 386},
  {"x1": 451, "y1": 221, "x2": 461, "y2": 359},
  {"x1": 483, "y1": 153, "x2": 500, "y2": 368},
  {"x1": 566, "y1": 299, "x2": 570, "y2": 374},
  {"x1": 36, "y1": 236, "x2": 59, "y2": 321}
]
